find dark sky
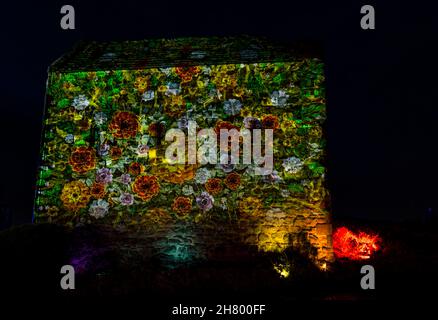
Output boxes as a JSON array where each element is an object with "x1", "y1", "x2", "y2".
[{"x1": 0, "y1": 0, "x2": 435, "y2": 224}]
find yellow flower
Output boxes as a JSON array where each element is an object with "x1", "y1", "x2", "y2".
[
  {"x1": 60, "y1": 180, "x2": 90, "y2": 211},
  {"x1": 309, "y1": 127, "x2": 323, "y2": 139},
  {"x1": 162, "y1": 95, "x2": 186, "y2": 118}
]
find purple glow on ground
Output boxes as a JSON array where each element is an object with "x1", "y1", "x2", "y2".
[{"x1": 69, "y1": 245, "x2": 101, "y2": 274}]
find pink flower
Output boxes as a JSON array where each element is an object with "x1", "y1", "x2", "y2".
[
  {"x1": 119, "y1": 193, "x2": 134, "y2": 206},
  {"x1": 96, "y1": 168, "x2": 113, "y2": 184}
]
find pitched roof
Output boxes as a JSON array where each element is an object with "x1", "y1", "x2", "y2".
[{"x1": 50, "y1": 36, "x2": 322, "y2": 72}]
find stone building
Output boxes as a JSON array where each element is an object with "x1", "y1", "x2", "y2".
[{"x1": 35, "y1": 36, "x2": 333, "y2": 270}]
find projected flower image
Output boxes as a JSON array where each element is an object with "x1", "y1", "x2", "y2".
[{"x1": 34, "y1": 37, "x2": 332, "y2": 268}]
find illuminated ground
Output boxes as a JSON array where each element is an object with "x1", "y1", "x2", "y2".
[{"x1": 0, "y1": 218, "x2": 436, "y2": 308}]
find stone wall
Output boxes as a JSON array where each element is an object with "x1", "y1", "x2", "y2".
[
  {"x1": 122, "y1": 205, "x2": 334, "y2": 270},
  {"x1": 34, "y1": 37, "x2": 333, "y2": 272}
]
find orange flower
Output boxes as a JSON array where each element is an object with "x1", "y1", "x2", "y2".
[
  {"x1": 60, "y1": 180, "x2": 90, "y2": 211},
  {"x1": 90, "y1": 182, "x2": 106, "y2": 199},
  {"x1": 172, "y1": 196, "x2": 192, "y2": 216},
  {"x1": 225, "y1": 172, "x2": 241, "y2": 190},
  {"x1": 128, "y1": 162, "x2": 144, "y2": 176},
  {"x1": 175, "y1": 66, "x2": 201, "y2": 82},
  {"x1": 214, "y1": 120, "x2": 239, "y2": 134},
  {"x1": 69, "y1": 146, "x2": 96, "y2": 173},
  {"x1": 132, "y1": 175, "x2": 160, "y2": 201},
  {"x1": 109, "y1": 111, "x2": 139, "y2": 139},
  {"x1": 205, "y1": 178, "x2": 223, "y2": 195},
  {"x1": 110, "y1": 146, "x2": 122, "y2": 159},
  {"x1": 262, "y1": 115, "x2": 280, "y2": 129},
  {"x1": 133, "y1": 76, "x2": 149, "y2": 93},
  {"x1": 214, "y1": 120, "x2": 240, "y2": 152}
]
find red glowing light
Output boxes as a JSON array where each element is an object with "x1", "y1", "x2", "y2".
[{"x1": 333, "y1": 227, "x2": 381, "y2": 260}]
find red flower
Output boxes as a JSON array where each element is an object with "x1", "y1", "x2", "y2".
[
  {"x1": 128, "y1": 162, "x2": 143, "y2": 176},
  {"x1": 172, "y1": 196, "x2": 192, "y2": 216},
  {"x1": 225, "y1": 172, "x2": 241, "y2": 190},
  {"x1": 110, "y1": 146, "x2": 122, "y2": 159},
  {"x1": 175, "y1": 66, "x2": 201, "y2": 82},
  {"x1": 205, "y1": 178, "x2": 223, "y2": 195},
  {"x1": 262, "y1": 115, "x2": 280, "y2": 129},
  {"x1": 214, "y1": 120, "x2": 239, "y2": 134},
  {"x1": 109, "y1": 111, "x2": 139, "y2": 139},
  {"x1": 132, "y1": 175, "x2": 160, "y2": 201},
  {"x1": 214, "y1": 120, "x2": 240, "y2": 152},
  {"x1": 90, "y1": 182, "x2": 106, "y2": 199},
  {"x1": 69, "y1": 146, "x2": 96, "y2": 173}
]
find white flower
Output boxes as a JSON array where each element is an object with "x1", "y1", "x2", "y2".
[
  {"x1": 195, "y1": 167, "x2": 211, "y2": 184},
  {"x1": 270, "y1": 90, "x2": 289, "y2": 107},
  {"x1": 182, "y1": 185, "x2": 194, "y2": 196},
  {"x1": 65, "y1": 134, "x2": 74, "y2": 144},
  {"x1": 160, "y1": 67, "x2": 172, "y2": 76},
  {"x1": 282, "y1": 156, "x2": 304, "y2": 174},
  {"x1": 223, "y1": 99, "x2": 242, "y2": 116},
  {"x1": 72, "y1": 95, "x2": 90, "y2": 110},
  {"x1": 94, "y1": 112, "x2": 107, "y2": 125},
  {"x1": 119, "y1": 193, "x2": 134, "y2": 206},
  {"x1": 142, "y1": 90, "x2": 155, "y2": 102},
  {"x1": 309, "y1": 142, "x2": 322, "y2": 157},
  {"x1": 136, "y1": 144, "x2": 149, "y2": 157},
  {"x1": 165, "y1": 82, "x2": 181, "y2": 96},
  {"x1": 88, "y1": 199, "x2": 109, "y2": 219}
]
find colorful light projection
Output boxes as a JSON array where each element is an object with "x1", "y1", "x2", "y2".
[
  {"x1": 34, "y1": 37, "x2": 333, "y2": 268},
  {"x1": 153, "y1": 222, "x2": 203, "y2": 268},
  {"x1": 333, "y1": 227, "x2": 381, "y2": 260}
]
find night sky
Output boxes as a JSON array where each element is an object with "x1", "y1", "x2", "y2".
[{"x1": 0, "y1": 0, "x2": 435, "y2": 224}]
